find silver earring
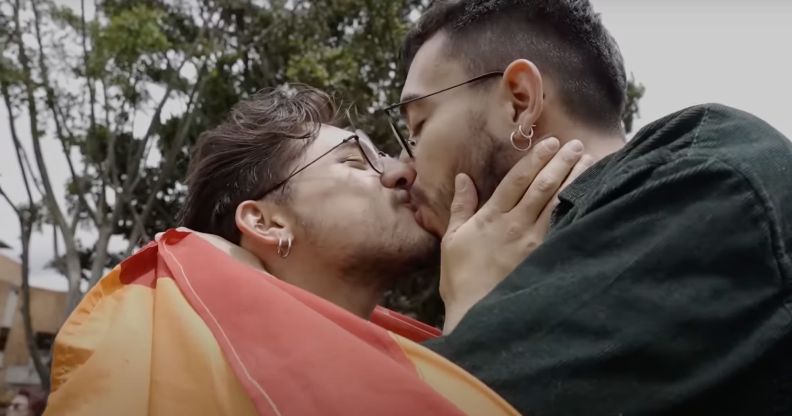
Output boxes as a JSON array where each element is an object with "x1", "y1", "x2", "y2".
[
  {"x1": 510, "y1": 124, "x2": 536, "y2": 152},
  {"x1": 277, "y1": 236, "x2": 292, "y2": 258}
]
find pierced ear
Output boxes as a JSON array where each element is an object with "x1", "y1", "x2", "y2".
[
  {"x1": 235, "y1": 200, "x2": 291, "y2": 249},
  {"x1": 503, "y1": 59, "x2": 544, "y2": 127}
]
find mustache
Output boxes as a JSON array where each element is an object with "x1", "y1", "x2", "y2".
[{"x1": 409, "y1": 185, "x2": 430, "y2": 209}]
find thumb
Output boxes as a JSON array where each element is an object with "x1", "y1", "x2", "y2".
[{"x1": 446, "y1": 173, "x2": 477, "y2": 235}]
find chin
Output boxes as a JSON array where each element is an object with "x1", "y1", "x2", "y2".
[
  {"x1": 414, "y1": 207, "x2": 446, "y2": 239},
  {"x1": 396, "y1": 232, "x2": 440, "y2": 273},
  {"x1": 392, "y1": 212, "x2": 440, "y2": 253}
]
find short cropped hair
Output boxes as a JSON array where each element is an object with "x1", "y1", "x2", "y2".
[{"x1": 404, "y1": 0, "x2": 627, "y2": 131}]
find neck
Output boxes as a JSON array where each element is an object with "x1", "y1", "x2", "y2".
[
  {"x1": 573, "y1": 129, "x2": 625, "y2": 163},
  {"x1": 194, "y1": 231, "x2": 385, "y2": 318},
  {"x1": 266, "y1": 255, "x2": 387, "y2": 318},
  {"x1": 538, "y1": 113, "x2": 626, "y2": 164}
]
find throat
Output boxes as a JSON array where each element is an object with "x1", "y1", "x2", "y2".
[{"x1": 271, "y1": 263, "x2": 390, "y2": 319}]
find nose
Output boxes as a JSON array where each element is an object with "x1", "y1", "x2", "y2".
[{"x1": 380, "y1": 154, "x2": 416, "y2": 190}]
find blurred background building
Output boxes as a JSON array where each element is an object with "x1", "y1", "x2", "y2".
[{"x1": 0, "y1": 255, "x2": 64, "y2": 398}]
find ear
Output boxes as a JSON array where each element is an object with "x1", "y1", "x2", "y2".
[
  {"x1": 502, "y1": 59, "x2": 544, "y2": 129},
  {"x1": 235, "y1": 200, "x2": 292, "y2": 250}
]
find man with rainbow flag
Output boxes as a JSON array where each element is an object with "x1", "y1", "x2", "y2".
[{"x1": 44, "y1": 86, "x2": 585, "y2": 415}]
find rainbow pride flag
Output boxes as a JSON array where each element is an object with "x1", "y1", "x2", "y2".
[{"x1": 45, "y1": 229, "x2": 517, "y2": 415}]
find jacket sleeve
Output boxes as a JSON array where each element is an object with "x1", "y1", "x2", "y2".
[{"x1": 425, "y1": 155, "x2": 792, "y2": 415}]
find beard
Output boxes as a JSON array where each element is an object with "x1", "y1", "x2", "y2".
[
  {"x1": 296, "y1": 206, "x2": 440, "y2": 288},
  {"x1": 419, "y1": 110, "x2": 517, "y2": 236},
  {"x1": 456, "y1": 110, "x2": 516, "y2": 210}
]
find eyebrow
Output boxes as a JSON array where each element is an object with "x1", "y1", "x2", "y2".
[
  {"x1": 356, "y1": 132, "x2": 378, "y2": 148},
  {"x1": 399, "y1": 93, "x2": 422, "y2": 110},
  {"x1": 332, "y1": 139, "x2": 361, "y2": 155}
]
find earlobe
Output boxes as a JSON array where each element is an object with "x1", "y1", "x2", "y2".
[
  {"x1": 235, "y1": 200, "x2": 282, "y2": 247},
  {"x1": 503, "y1": 59, "x2": 544, "y2": 125}
]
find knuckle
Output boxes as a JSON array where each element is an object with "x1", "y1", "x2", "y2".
[
  {"x1": 534, "y1": 176, "x2": 556, "y2": 193},
  {"x1": 477, "y1": 209, "x2": 495, "y2": 224},
  {"x1": 517, "y1": 234, "x2": 542, "y2": 253},
  {"x1": 512, "y1": 172, "x2": 533, "y2": 187},
  {"x1": 474, "y1": 215, "x2": 489, "y2": 230},
  {"x1": 525, "y1": 236, "x2": 541, "y2": 250},
  {"x1": 505, "y1": 223, "x2": 523, "y2": 240}
]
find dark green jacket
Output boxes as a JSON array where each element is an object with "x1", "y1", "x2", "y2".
[{"x1": 427, "y1": 104, "x2": 792, "y2": 415}]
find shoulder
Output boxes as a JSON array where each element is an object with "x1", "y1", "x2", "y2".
[
  {"x1": 609, "y1": 104, "x2": 792, "y2": 202},
  {"x1": 595, "y1": 104, "x2": 792, "y2": 284},
  {"x1": 626, "y1": 104, "x2": 792, "y2": 170}
]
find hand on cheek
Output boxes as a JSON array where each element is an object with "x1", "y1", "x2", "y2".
[{"x1": 438, "y1": 138, "x2": 593, "y2": 334}]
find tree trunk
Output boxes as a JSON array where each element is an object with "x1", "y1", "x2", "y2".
[
  {"x1": 12, "y1": 0, "x2": 84, "y2": 313},
  {"x1": 0, "y1": 81, "x2": 52, "y2": 392},
  {"x1": 88, "y1": 222, "x2": 115, "y2": 286},
  {"x1": 19, "y1": 223, "x2": 52, "y2": 392}
]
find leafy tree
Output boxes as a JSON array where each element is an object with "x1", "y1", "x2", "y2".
[{"x1": 1, "y1": 1, "x2": 645, "y2": 384}]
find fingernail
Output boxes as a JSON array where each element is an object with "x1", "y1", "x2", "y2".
[
  {"x1": 568, "y1": 140, "x2": 583, "y2": 153},
  {"x1": 542, "y1": 137, "x2": 560, "y2": 152},
  {"x1": 455, "y1": 174, "x2": 467, "y2": 191}
]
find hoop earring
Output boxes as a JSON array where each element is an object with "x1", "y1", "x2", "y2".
[
  {"x1": 277, "y1": 236, "x2": 292, "y2": 258},
  {"x1": 510, "y1": 124, "x2": 536, "y2": 152}
]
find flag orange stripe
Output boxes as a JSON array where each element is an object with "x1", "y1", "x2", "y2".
[{"x1": 158, "y1": 229, "x2": 465, "y2": 415}]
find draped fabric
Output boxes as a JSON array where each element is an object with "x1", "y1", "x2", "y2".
[{"x1": 45, "y1": 229, "x2": 516, "y2": 415}]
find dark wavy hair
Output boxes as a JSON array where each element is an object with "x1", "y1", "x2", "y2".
[{"x1": 179, "y1": 85, "x2": 338, "y2": 244}]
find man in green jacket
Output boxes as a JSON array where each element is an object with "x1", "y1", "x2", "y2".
[{"x1": 379, "y1": 0, "x2": 792, "y2": 414}]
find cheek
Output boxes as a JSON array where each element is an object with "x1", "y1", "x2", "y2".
[
  {"x1": 294, "y1": 171, "x2": 382, "y2": 215},
  {"x1": 414, "y1": 122, "x2": 466, "y2": 189}
]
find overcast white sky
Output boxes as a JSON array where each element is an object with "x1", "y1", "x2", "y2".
[{"x1": 1, "y1": 1, "x2": 791, "y2": 290}]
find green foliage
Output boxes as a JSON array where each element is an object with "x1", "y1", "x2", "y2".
[
  {"x1": 83, "y1": 124, "x2": 112, "y2": 164},
  {"x1": 94, "y1": 5, "x2": 170, "y2": 71},
  {"x1": 11, "y1": 0, "x2": 643, "y2": 325},
  {"x1": 623, "y1": 75, "x2": 646, "y2": 134}
]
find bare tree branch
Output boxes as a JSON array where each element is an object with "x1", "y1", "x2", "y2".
[
  {"x1": 0, "y1": 186, "x2": 21, "y2": 217},
  {"x1": 12, "y1": 0, "x2": 83, "y2": 312},
  {"x1": 53, "y1": 222, "x2": 60, "y2": 259},
  {"x1": 123, "y1": 61, "x2": 208, "y2": 254},
  {"x1": 16, "y1": 144, "x2": 45, "y2": 196},
  {"x1": 31, "y1": 0, "x2": 98, "y2": 226},
  {"x1": 80, "y1": 0, "x2": 96, "y2": 131},
  {"x1": 1, "y1": 2, "x2": 50, "y2": 384},
  {"x1": 1, "y1": 77, "x2": 36, "y2": 205},
  {"x1": 120, "y1": 83, "x2": 174, "y2": 193}
]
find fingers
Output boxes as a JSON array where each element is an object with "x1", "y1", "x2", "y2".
[
  {"x1": 560, "y1": 154, "x2": 595, "y2": 194},
  {"x1": 445, "y1": 173, "x2": 478, "y2": 235},
  {"x1": 487, "y1": 137, "x2": 561, "y2": 213},
  {"x1": 533, "y1": 154, "x2": 596, "y2": 233},
  {"x1": 515, "y1": 140, "x2": 585, "y2": 221}
]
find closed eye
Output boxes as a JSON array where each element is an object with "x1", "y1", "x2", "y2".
[
  {"x1": 409, "y1": 120, "x2": 425, "y2": 147},
  {"x1": 412, "y1": 120, "x2": 425, "y2": 138},
  {"x1": 342, "y1": 156, "x2": 369, "y2": 169}
]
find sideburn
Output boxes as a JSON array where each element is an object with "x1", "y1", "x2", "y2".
[{"x1": 462, "y1": 110, "x2": 512, "y2": 209}]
